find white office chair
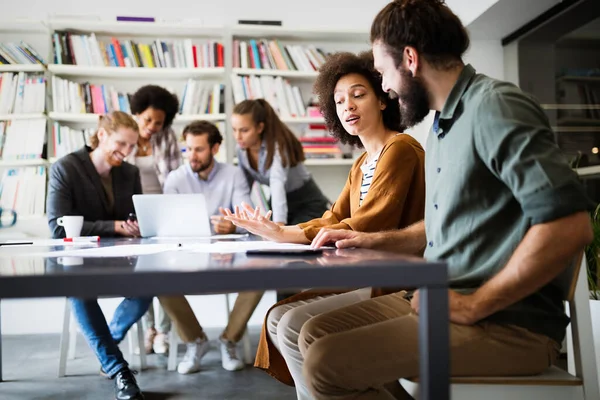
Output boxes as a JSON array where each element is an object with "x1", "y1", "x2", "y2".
[
  {"x1": 166, "y1": 294, "x2": 254, "y2": 371},
  {"x1": 400, "y1": 252, "x2": 600, "y2": 400},
  {"x1": 58, "y1": 298, "x2": 147, "y2": 378}
]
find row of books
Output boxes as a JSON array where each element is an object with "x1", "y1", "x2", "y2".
[
  {"x1": 180, "y1": 79, "x2": 226, "y2": 115},
  {"x1": 0, "y1": 42, "x2": 45, "y2": 65},
  {"x1": 52, "y1": 75, "x2": 226, "y2": 116},
  {"x1": 0, "y1": 72, "x2": 46, "y2": 115},
  {"x1": 0, "y1": 119, "x2": 46, "y2": 160},
  {"x1": 231, "y1": 74, "x2": 306, "y2": 118},
  {"x1": 52, "y1": 123, "x2": 94, "y2": 159},
  {"x1": 52, "y1": 76, "x2": 131, "y2": 115},
  {"x1": 233, "y1": 40, "x2": 329, "y2": 72},
  {"x1": 0, "y1": 167, "x2": 46, "y2": 216},
  {"x1": 299, "y1": 125, "x2": 345, "y2": 159},
  {"x1": 52, "y1": 32, "x2": 225, "y2": 68}
]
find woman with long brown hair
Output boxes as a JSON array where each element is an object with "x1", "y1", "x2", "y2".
[{"x1": 231, "y1": 99, "x2": 329, "y2": 227}]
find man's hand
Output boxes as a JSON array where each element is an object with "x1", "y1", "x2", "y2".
[
  {"x1": 115, "y1": 220, "x2": 140, "y2": 237},
  {"x1": 311, "y1": 229, "x2": 378, "y2": 249},
  {"x1": 411, "y1": 289, "x2": 479, "y2": 325},
  {"x1": 211, "y1": 208, "x2": 236, "y2": 234}
]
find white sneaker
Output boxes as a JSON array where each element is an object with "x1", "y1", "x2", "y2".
[
  {"x1": 220, "y1": 338, "x2": 245, "y2": 372},
  {"x1": 177, "y1": 337, "x2": 210, "y2": 374},
  {"x1": 153, "y1": 333, "x2": 169, "y2": 355}
]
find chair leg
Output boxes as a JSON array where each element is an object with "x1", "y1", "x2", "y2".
[
  {"x1": 136, "y1": 321, "x2": 147, "y2": 371},
  {"x1": 167, "y1": 323, "x2": 178, "y2": 372},
  {"x1": 242, "y1": 328, "x2": 253, "y2": 364},
  {"x1": 58, "y1": 299, "x2": 71, "y2": 378},
  {"x1": 67, "y1": 310, "x2": 77, "y2": 360}
]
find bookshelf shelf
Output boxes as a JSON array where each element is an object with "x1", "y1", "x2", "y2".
[
  {"x1": 233, "y1": 68, "x2": 318, "y2": 79},
  {"x1": 557, "y1": 117, "x2": 600, "y2": 126},
  {"x1": 176, "y1": 113, "x2": 226, "y2": 122},
  {"x1": 557, "y1": 76, "x2": 600, "y2": 84},
  {"x1": 576, "y1": 165, "x2": 600, "y2": 177},
  {"x1": 47, "y1": 65, "x2": 225, "y2": 79},
  {"x1": 542, "y1": 104, "x2": 600, "y2": 110},
  {"x1": 280, "y1": 116, "x2": 325, "y2": 124},
  {"x1": 0, "y1": 113, "x2": 46, "y2": 121},
  {"x1": 0, "y1": 64, "x2": 45, "y2": 73},
  {"x1": 49, "y1": 112, "x2": 227, "y2": 124},
  {"x1": 0, "y1": 159, "x2": 49, "y2": 167},
  {"x1": 552, "y1": 126, "x2": 600, "y2": 133},
  {"x1": 48, "y1": 20, "x2": 224, "y2": 38},
  {"x1": 231, "y1": 24, "x2": 369, "y2": 42}
]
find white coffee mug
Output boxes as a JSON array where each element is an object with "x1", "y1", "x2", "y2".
[{"x1": 57, "y1": 215, "x2": 84, "y2": 238}]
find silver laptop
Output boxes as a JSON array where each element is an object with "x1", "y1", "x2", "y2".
[{"x1": 132, "y1": 194, "x2": 211, "y2": 238}]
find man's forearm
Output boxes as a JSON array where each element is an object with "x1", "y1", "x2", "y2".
[
  {"x1": 470, "y1": 211, "x2": 593, "y2": 321},
  {"x1": 372, "y1": 220, "x2": 427, "y2": 255}
]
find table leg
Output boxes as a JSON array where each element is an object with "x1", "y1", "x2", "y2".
[
  {"x1": 418, "y1": 286, "x2": 449, "y2": 400},
  {"x1": 0, "y1": 299, "x2": 3, "y2": 382}
]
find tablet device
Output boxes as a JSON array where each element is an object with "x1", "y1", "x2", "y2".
[{"x1": 246, "y1": 248, "x2": 323, "y2": 256}]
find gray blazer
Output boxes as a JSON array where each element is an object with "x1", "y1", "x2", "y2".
[{"x1": 46, "y1": 147, "x2": 142, "y2": 238}]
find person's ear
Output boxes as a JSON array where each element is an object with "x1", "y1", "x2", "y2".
[
  {"x1": 257, "y1": 122, "x2": 265, "y2": 135},
  {"x1": 97, "y1": 127, "x2": 107, "y2": 142},
  {"x1": 212, "y1": 143, "x2": 221, "y2": 156},
  {"x1": 404, "y1": 46, "x2": 419, "y2": 77},
  {"x1": 379, "y1": 99, "x2": 387, "y2": 111}
]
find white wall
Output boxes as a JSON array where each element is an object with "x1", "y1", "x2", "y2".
[{"x1": 1, "y1": 2, "x2": 506, "y2": 335}]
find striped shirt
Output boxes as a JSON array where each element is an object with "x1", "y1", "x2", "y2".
[{"x1": 359, "y1": 152, "x2": 380, "y2": 206}]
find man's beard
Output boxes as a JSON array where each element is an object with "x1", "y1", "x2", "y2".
[
  {"x1": 396, "y1": 67, "x2": 431, "y2": 129},
  {"x1": 190, "y1": 154, "x2": 213, "y2": 173},
  {"x1": 104, "y1": 149, "x2": 123, "y2": 167}
]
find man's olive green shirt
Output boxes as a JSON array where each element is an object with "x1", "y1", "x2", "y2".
[{"x1": 424, "y1": 64, "x2": 593, "y2": 343}]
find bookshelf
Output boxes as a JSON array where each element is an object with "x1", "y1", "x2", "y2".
[
  {"x1": 0, "y1": 19, "x2": 370, "y2": 217},
  {"x1": 228, "y1": 24, "x2": 370, "y2": 201}
]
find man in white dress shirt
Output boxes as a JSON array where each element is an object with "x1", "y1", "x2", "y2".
[{"x1": 159, "y1": 120, "x2": 264, "y2": 374}]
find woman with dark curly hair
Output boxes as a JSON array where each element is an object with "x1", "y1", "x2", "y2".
[
  {"x1": 125, "y1": 85, "x2": 182, "y2": 192},
  {"x1": 125, "y1": 84, "x2": 182, "y2": 355},
  {"x1": 226, "y1": 51, "x2": 426, "y2": 399}
]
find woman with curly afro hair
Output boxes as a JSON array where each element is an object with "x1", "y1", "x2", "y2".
[
  {"x1": 125, "y1": 84, "x2": 181, "y2": 355},
  {"x1": 227, "y1": 51, "x2": 427, "y2": 398}
]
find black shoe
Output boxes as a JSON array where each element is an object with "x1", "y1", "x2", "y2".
[{"x1": 113, "y1": 368, "x2": 144, "y2": 400}]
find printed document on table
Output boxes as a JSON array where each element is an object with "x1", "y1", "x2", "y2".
[{"x1": 31, "y1": 243, "x2": 179, "y2": 258}]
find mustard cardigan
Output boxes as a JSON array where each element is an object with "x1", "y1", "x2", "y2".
[{"x1": 254, "y1": 133, "x2": 427, "y2": 386}]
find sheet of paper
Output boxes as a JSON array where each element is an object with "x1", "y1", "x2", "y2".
[
  {"x1": 185, "y1": 241, "x2": 322, "y2": 254},
  {"x1": 149, "y1": 234, "x2": 249, "y2": 241},
  {"x1": 31, "y1": 243, "x2": 180, "y2": 258}
]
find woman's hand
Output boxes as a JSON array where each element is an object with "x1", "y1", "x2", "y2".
[{"x1": 223, "y1": 202, "x2": 286, "y2": 242}]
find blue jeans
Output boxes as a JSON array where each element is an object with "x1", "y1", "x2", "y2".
[{"x1": 69, "y1": 297, "x2": 152, "y2": 378}]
